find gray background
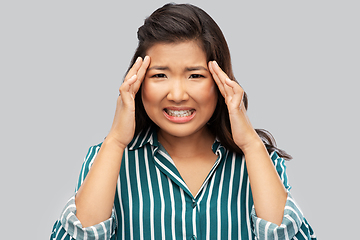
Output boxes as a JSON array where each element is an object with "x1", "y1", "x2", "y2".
[{"x1": 1, "y1": 0, "x2": 359, "y2": 239}]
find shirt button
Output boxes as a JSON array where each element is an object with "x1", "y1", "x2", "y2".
[
  {"x1": 191, "y1": 201, "x2": 197, "y2": 208},
  {"x1": 190, "y1": 235, "x2": 197, "y2": 240}
]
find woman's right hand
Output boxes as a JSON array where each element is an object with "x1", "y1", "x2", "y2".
[
  {"x1": 75, "y1": 56, "x2": 150, "y2": 228},
  {"x1": 106, "y1": 56, "x2": 150, "y2": 149}
]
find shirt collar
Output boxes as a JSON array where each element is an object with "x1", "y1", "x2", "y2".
[{"x1": 128, "y1": 127, "x2": 159, "y2": 151}]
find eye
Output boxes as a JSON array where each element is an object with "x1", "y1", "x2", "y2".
[
  {"x1": 189, "y1": 74, "x2": 205, "y2": 79},
  {"x1": 151, "y1": 74, "x2": 167, "y2": 78}
]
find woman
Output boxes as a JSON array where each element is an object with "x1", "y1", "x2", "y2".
[{"x1": 51, "y1": 3, "x2": 316, "y2": 240}]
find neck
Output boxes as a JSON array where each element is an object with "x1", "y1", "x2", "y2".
[{"x1": 157, "y1": 126, "x2": 215, "y2": 159}]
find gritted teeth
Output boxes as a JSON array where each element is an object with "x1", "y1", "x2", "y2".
[{"x1": 165, "y1": 109, "x2": 194, "y2": 117}]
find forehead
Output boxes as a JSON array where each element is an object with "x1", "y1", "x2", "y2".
[{"x1": 146, "y1": 40, "x2": 207, "y2": 65}]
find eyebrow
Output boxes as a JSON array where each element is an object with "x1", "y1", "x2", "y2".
[
  {"x1": 186, "y1": 66, "x2": 208, "y2": 71},
  {"x1": 148, "y1": 66, "x2": 169, "y2": 71},
  {"x1": 148, "y1": 66, "x2": 208, "y2": 71}
]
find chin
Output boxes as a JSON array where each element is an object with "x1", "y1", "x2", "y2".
[{"x1": 157, "y1": 123, "x2": 208, "y2": 139}]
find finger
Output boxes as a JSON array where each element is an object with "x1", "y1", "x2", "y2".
[
  {"x1": 125, "y1": 57, "x2": 142, "y2": 81},
  {"x1": 132, "y1": 56, "x2": 150, "y2": 93},
  {"x1": 224, "y1": 80, "x2": 235, "y2": 97},
  {"x1": 225, "y1": 78, "x2": 245, "y2": 108},
  {"x1": 120, "y1": 74, "x2": 137, "y2": 94},
  {"x1": 211, "y1": 61, "x2": 228, "y2": 83},
  {"x1": 209, "y1": 61, "x2": 226, "y2": 97},
  {"x1": 211, "y1": 61, "x2": 234, "y2": 97},
  {"x1": 224, "y1": 77, "x2": 244, "y2": 95}
]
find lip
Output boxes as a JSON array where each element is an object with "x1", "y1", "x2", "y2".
[{"x1": 163, "y1": 107, "x2": 196, "y2": 123}]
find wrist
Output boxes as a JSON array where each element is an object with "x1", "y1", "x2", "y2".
[
  {"x1": 241, "y1": 137, "x2": 266, "y2": 157},
  {"x1": 103, "y1": 135, "x2": 128, "y2": 152}
]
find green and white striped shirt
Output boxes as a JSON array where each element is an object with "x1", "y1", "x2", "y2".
[{"x1": 51, "y1": 127, "x2": 316, "y2": 240}]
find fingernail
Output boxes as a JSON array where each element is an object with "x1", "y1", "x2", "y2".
[
  {"x1": 144, "y1": 55, "x2": 149, "y2": 61},
  {"x1": 213, "y1": 61, "x2": 218, "y2": 66},
  {"x1": 136, "y1": 57, "x2": 141, "y2": 63}
]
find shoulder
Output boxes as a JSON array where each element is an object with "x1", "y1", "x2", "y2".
[
  {"x1": 270, "y1": 150, "x2": 292, "y2": 191},
  {"x1": 85, "y1": 142, "x2": 103, "y2": 160}
]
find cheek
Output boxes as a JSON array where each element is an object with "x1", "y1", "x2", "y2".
[
  {"x1": 141, "y1": 80, "x2": 166, "y2": 113},
  {"x1": 141, "y1": 81, "x2": 155, "y2": 105},
  {"x1": 194, "y1": 82, "x2": 218, "y2": 106},
  {"x1": 208, "y1": 89, "x2": 218, "y2": 109}
]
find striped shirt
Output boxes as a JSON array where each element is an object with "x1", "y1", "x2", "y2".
[{"x1": 51, "y1": 127, "x2": 317, "y2": 240}]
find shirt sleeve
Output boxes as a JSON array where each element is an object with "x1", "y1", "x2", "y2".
[
  {"x1": 250, "y1": 151, "x2": 317, "y2": 240},
  {"x1": 50, "y1": 144, "x2": 118, "y2": 240}
]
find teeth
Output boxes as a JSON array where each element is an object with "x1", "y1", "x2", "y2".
[{"x1": 166, "y1": 109, "x2": 194, "y2": 117}]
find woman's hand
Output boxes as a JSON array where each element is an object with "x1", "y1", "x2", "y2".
[
  {"x1": 107, "y1": 56, "x2": 151, "y2": 149},
  {"x1": 75, "y1": 57, "x2": 150, "y2": 227},
  {"x1": 209, "y1": 61, "x2": 287, "y2": 225},
  {"x1": 208, "y1": 61, "x2": 261, "y2": 153}
]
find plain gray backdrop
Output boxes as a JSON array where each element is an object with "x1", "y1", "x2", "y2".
[{"x1": 1, "y1": 1, "x2": 359, "y2": 239}]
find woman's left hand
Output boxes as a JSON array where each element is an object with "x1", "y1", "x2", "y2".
[
  {"x1": 209, "y1": 61, "x2": 288, "y2": 226},
  {"x1": 208, "y1": 61, "x2": 262, "y2": 153}
]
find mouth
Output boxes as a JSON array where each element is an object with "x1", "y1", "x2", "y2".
[
  {"x1": 163, "y1": 108, "x2": 196, "y2": 123},
  {"x1": 164, "y1": 109, "x2": 195, "y2": 117}
]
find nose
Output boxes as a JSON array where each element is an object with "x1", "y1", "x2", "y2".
[{"x1": 166, "y1": 79, "x2": 189, "y2": 103}]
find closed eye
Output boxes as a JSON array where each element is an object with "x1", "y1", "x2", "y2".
[
  {"x1": 151, "y1": 74, "x2": 167, "y2": 78},
  {"x1": 189, "y1": 74, "x2": 205, "y2": 79}
]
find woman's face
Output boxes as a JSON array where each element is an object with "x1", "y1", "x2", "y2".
[{"x1": 142, "y1": 40, "x2": 218, "y2": 139}]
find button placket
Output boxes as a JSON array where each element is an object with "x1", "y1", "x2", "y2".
[
  {"x1": 191, "y1": 200, "x2": 197, "y2": 208},
  {"x1": 190, "y1": 235, "x2": 197, "y2": 240}
]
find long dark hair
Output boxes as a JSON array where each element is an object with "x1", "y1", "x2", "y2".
[{"x1": 127, "y1": 3, "x2": 291, "y2": 160}]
